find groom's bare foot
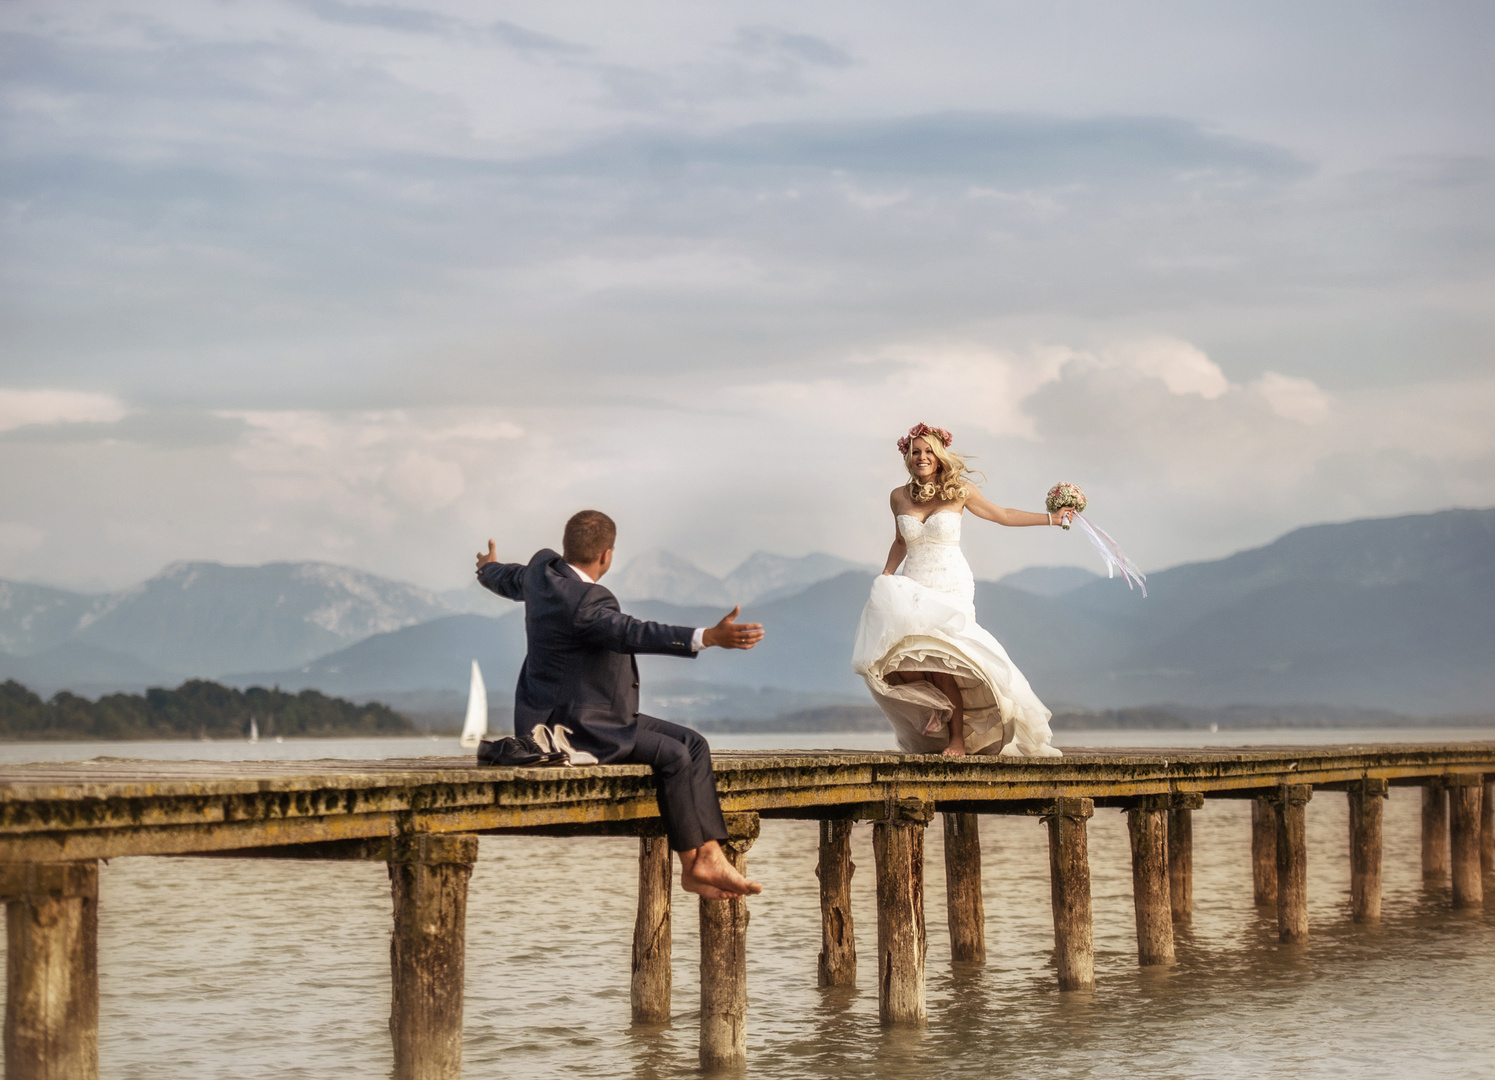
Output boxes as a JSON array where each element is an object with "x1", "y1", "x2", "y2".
[{"x1": 679, "y1": 840, "x2": 762, "y2": 899}]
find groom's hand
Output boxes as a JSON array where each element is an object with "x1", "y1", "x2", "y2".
[
  {"x1": 476, "y1": 540, "x2": 498, "y2": 572},
  {"x1": 702, "y1": 606, "x2": 764, "y2": 650}
]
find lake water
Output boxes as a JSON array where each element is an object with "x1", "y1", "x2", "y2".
[{"x1": 1, "y1": 728, "x2": 1491, "y2": 1079}]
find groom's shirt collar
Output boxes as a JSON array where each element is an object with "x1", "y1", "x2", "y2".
[{"x1": 565, "y1": 563, "x2": 595, "y2": 584}]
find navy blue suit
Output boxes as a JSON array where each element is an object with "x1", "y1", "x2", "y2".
[{"x1": 478, "y1": 549, "x2": 728, "y2": 850}]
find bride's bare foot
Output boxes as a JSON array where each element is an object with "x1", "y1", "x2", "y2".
[
  {"x1": 943, "y1": 730, "x2": 967, "y2": 756},
  {"x1": 679, "y1": 840, "x2": 763, "y2": 899}
]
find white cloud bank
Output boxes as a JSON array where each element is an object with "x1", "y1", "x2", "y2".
[{"x1": 2, "y1": 337, "x2": 1488, "y2": 591}]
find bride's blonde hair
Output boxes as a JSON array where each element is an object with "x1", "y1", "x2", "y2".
[{"x1": 901, "y1": 427, "x2": 982, "y2": 503}]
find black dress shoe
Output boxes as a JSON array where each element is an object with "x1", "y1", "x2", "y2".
[{"x1": 476, "y1": 736, "x2": 566, "y2": 767}]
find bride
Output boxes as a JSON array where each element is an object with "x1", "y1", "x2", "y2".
[{"x1": 852, "y1": 423, "x2": 1072, "y2": 757}]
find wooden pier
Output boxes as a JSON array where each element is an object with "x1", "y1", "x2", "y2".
[{"x1": 0, "y1": 742, "x2": 1491, "y2": 1078}]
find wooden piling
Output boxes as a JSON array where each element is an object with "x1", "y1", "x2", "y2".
[
  {"x1": 699, "y1": 813, "x2": 758, "y2": 1070},
  {"x1": 1251, "y1": 797, "x2": 1278, "y2": 907},
  {"x1": 1044, "y1": 798, "x2": 1095, "y2": 991},
  {"x1": 2, "y1": 861, "x2": 99, "y2": 1080},
  {"x1": 874, "y1": 798, "x2": 931, "y2": 1025},
  {"x1": 816, "y1": 819, "x2": 856, "y2": 987},
  {"x1": 1127, "y1": 796, "x2": 1174, "y2": 966},
  {"x1": 387, "y1": 834, "x2": 477, "y2": 1080},
  {"x1": 1448, "y1": 776, "x2": 1484, "y2": 909},
  {"x1": 1347, "y1": 779, "x2": 1387, "y2": 924},
  {"x1": 1167, "y1": 793, "x2": 1203, "y2": 924},
  {"x1": 1273, "y1": 785, "x2": 1312, "y2": 943},
  {"x1": 1483, "y1": 780, "x2": 1494, "y2": 877},
  {"x1": 632, "y1": 835, "x2": 672, "y2": 1023},
  {"x1": 1422, "y1": 781, "x2": 1449, "y2": 881},
  {"x1": 942, "y1": 812, "x2": 985, "y2": 963}
]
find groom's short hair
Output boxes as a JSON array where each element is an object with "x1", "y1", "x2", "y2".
[{"x1": 563, "y1": 510, "x2": 616, "y2": 565}]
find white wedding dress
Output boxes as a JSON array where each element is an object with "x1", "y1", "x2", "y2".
[{"x1": 852, "y1": 510, "x2": 1062, "y2": 757}]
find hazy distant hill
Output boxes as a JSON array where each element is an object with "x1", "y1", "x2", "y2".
[
  {"x1": 6, "y1": 509, "x2": 1492, "y2": 716},
  {"x1": 996, "y1": 565, "x2": 1102, "y2": 597},
  {"x1": 232, "y1": 508, "x2": 1495, "y2": 715},
  {"x1": 0, "y1": 581, "x2": 105, "y2": 655},
  {"x1": 0, "y1": 561, "x2": 467, "y2": 689},
  {"x1": 610, "y1": 549, "x2": 871, "y2": 606}
]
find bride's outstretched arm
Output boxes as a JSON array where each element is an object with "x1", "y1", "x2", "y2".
[{"x1": 964, "y1": 488, "x2": 1073, "y2": 528}]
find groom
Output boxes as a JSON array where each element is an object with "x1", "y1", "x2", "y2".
[{"x1": 475, "y1": 509, "x2": 764, "y2": 899}]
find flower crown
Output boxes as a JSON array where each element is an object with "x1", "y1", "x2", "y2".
[{"x1": 897, "y1": 422, "x2": 953, "y2": 455}]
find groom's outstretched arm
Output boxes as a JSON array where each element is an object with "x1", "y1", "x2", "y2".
[
  {"x1": 573, "y1": 591, "x2": 698, "y2": 657},
  {"x1": 475, "y1": 540, "x2": 525, "y2": 601}
]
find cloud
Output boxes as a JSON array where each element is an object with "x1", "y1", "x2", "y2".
[
  {"x1": 1096, "y1": 338, "x2": 1231, "y2": 400},
  {"x1": 291, "y1": 0, "x2": 452, "y2": 34},
  {"x1": 0, "y1": 389, "x2": 128, "y2": 431},
  {"x1": 1251, "y1": 371, "x2": 1331, "y2": 423},
  {"x1": 732, "y1": 26, "x2": 854, "y2": 69},
  {"x1": 540, "y1": 112, "x2": 1310, "y2": 186}
]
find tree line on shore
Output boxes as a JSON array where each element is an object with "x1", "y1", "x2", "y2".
[{"x1": 0, "y1": 679, "x2": 414, "y2": 741}]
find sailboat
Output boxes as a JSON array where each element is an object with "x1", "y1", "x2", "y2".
[
  {"x1": 248, "y1": 716, "x2": 259, "y2": 743},
  {"x1": 459, "y1": 660, "x2": 488, "y2": 749}
]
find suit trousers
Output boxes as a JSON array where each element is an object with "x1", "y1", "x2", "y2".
[{"x1": 623, "y1": 714, "x2": 729, "y2": 852}]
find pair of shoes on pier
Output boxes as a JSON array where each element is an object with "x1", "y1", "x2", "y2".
[{"x1": 476, "y1": 724, "x2": 598, "y2": 768}]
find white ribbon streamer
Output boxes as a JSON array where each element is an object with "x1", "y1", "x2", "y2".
[{"x1": 1074, "y1": 514, "x2": 1147, "y2": 597}]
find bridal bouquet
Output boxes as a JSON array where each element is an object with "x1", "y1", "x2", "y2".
[
  {"x1": 1045, "y1": 482, "x2": 1087, "y2": 529},
  {"x1": 1045, "y1": 481, "x2": 1148, "y2": 598}
]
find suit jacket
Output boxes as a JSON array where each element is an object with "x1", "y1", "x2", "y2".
[{"x1": 477, "y1": 549, "x2": 697, "y2": 762}]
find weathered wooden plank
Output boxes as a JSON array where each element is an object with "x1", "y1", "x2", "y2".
[
  {"x1": 816, "y1": 820, "x2": 856, "y2": 987},
  {"x1": 874, "y1": 800, "x2": 928, "y2": 1025},
  {"x1": 388, "y1": 836, "x2": 476, "y2": 1080},
  {"x1": 1348, "y1": 779, "x2": 1387, "y2": 924},
  {"x1": 631, "y1": 836, "x2": 672, "y2": 1024},
  {"x1": 0, "y1": 747, "x2": 1492, "y2": 864},
  {"x1": 1274, "y1": 785, "x2": 1312, "y2": 943},
  {"x1": 1045, "y1": 798, "x2": 1094, "y2": 991},
  {"x1": 1127, "y1": 798, "x2": 1174, "y2": 966},
  {"x1": 1251, "y1": 797, "x2": 1277, "y2": 907},
  {"x1": 1448, "y1": 775, "x2": 1484, "y2": 909},
  {"x1": 699, "y1": 814, "x2": 757, "y2": 1070},
  {"x1": 5, "y1": 861, "x2": 99, "y2": 1080}
]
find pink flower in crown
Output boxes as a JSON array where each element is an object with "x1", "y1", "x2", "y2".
[{"x1": 897, "y1": 422, "x2": 954, "y2": 455}]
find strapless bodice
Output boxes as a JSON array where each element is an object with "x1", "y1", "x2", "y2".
[
  {"x1": 897, "y1": 510, "x2": 974, "y2": 605},
  {"x1": 896, "y1": 510, "x2": 962, "y2": 546}
]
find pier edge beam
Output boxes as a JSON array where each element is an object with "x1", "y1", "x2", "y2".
[
  {"x1": 387, "y1": 833, "x2": 478, "y2": 1080},
  {"x1": 631, "y1": 833, "x2": 672, "y2": 1023},
  {"x1": 1272, "y1": 784, "x2": 1312, "y2": 943},
  {"x1": 1, "y1": 861, "x2": 99, "y2": 1080},
  {"x1": 699, "y1": 812, "x2": 759, "y2": 1070},
  {"x1": 874, "y1": 797, "x2": 932, "y2": 1025},
  {"x1": 1347, "y1": 778, "x2": 1388, "y2": 924},
  {"x1": 942, "y1": 812, "x2": 985, "y2": 963},
  {"x1": 1251, "y1": 797, "x2": 1278, "y2": 907},
  {"x1": 1168, "y1": 792, "x2": 1204, "y2": 924},
  {"x1": 1126, "y1": 795, "x2": 1175, "y2": 966},
  {"x1": 1447, "y1": 775, "x2": 1484, "y2": 909},
  {"x1": 1044, "y1": 797, "x2": 1095, "y2": 991},
  {"x1": 816, "y1": 819, "x2": 856, "y2": 987},
  {"x1": 1483, "y1": 779, "x2": 1494, "y2": 877},
  {"x1": 1422, "y1": 780, "x2": 1450, "y2": 882}
]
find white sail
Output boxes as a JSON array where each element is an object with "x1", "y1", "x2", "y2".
[
  {"x1": 248, "y1": 716, "x2": 259, "y2": 743},
  {"x1": 459, "y1": 659, "x2": 488, "y2": 749}
]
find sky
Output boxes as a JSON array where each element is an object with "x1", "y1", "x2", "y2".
[{"x1": 1, "y1": 0, "x2": 1492, "y2": 593}]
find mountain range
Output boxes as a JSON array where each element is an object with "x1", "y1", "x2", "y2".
[{"x1": 2, "y1": 509, "x2": 1491, "y2": 717}]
